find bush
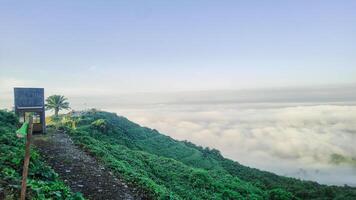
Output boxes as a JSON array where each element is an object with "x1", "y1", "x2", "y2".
[
  {"x1": 0, "y1": 110, "x2": 84, "y2": 200},
  {"x1": 268, "y1": 188, "x2": 296, "y2": 200},
  {"x1": 91, "y1": 119, "x2": 111, "y2": 133}
]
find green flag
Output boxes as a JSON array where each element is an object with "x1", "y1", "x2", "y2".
[{"x1": 16, "y1": 122, "x2": 29, "y2": 138}]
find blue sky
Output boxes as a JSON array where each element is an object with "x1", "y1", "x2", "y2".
[{"x1": 0, "y1": 0, "x2": 355, "y2": 100}]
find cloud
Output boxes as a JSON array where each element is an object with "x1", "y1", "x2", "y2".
[
  {"x1": 113, "y1": 103, "x2": 356, "y2": 186},
  {"x1": 1, "y1": 79, "x2": 355, "y2": 185},
  {"x1": 0, "y1": 77, "x2": 36, "y2": 108}
]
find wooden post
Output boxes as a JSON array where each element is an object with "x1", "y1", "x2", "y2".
[{"x1": 20, "y1": 116, "x2": 33, "y2": 200}]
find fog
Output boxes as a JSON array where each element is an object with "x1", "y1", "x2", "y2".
[
  {"x1": 112, "y1": 103, "x2": 356, "y2": 186},
  {"x1": 74, "y1": 87, "x2": 356, "y2": 186},
  {"x1": 2, "y1": 85, "x2": 356, "y2": 186}
]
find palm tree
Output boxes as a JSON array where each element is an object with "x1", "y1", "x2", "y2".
[{"x1": 45, "y1": 95, "x2": 70, "y2": 117}]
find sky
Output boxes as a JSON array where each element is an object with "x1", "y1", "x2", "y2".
[
  {"x1": 1, "y1": 0, "x2": 356, "y2": 185},
  {"x1": 0, "y1": 0, "x2": 355, "y2": 100}
]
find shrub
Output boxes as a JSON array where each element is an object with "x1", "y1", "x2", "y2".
[
  {"x1": 91, "y1": 119, "x2": 111, "y2": 133},
  {"x1": 0, "y1": 110, "x2": 84, "y2": 200},
  {"x1": 268, "y1": 188, "x2": 296, "y2": 200}
]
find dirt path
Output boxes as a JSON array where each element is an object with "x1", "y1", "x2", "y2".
[{"x1": 33, "y1": 131, "x2": 145, "y2": 200}]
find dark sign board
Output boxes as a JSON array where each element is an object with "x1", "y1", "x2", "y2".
[{"x1": 14, "y1": 88, "x2": 45, "y2": 108}]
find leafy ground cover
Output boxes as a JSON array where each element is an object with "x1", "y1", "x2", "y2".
[
  {"x1": 0, "y1": 110, "x2": 84, "y2": 200},
  {"x1": 33, "y1": 131, "x2": 145, "y2": 200},
  {"x1": 58, "y1": 109, "x2": 356, "y2": 199}
]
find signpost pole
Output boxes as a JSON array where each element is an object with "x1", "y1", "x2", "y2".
[{"x1": 20, "y1": 116, "x2": 33, "y2": 200}]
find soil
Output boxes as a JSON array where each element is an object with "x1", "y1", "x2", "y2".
[{"x1": 33, "y1": 131, "x2": 147, "y2": 200}]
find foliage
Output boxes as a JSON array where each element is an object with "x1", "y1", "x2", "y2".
[
  {"x1": 59, "y1": 110, "x2": 356, "y2": 199},
  {"x1": 91, "y1": 119, "x2": 111, "y2": 133},
  {"x1": 0, "y1": 110, "x2": 84, "y2": 200},
  {"x1": 268, "y1": 189, "x2": 295, "y2": 200},
  {"x1": 45, "y1": 95, "x2": 70, "y2": 117}
]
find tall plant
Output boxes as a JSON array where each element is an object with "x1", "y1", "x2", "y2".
[{"x1": 45, "y1": 95, "x2": 70, "y2": 117}]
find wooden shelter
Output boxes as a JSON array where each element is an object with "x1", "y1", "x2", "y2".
[{"x1": 14, "y1": 88, "x2": 46, "y2": 134}]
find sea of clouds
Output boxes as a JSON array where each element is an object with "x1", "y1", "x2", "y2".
[
  {"x1": 67, "y1": 86, "x2": 356, "y2": 186},
  {"x1": 114, "y1": 102, "x2": 356, "y2": 186},
  {"x1": 3, "y1": 83, "x2": 356, "y2": 186}
]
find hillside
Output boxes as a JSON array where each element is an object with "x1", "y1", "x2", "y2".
[
  {"x1": 0, "y1": 110, "x2": 84, "y2": 199},
  {"x1": 55, "y1": 109, "x2": 356, "y2": 200},
  {"x1": 32, "y1": 129, "x2": 146, "y2": 199}
]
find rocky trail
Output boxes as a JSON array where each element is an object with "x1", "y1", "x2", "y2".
[{"x1": 33, "y1": 131, "x2": 146, "y2": 200}]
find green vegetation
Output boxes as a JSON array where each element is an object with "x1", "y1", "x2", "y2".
[
  {"x1": 59, "y1": 110, "x2": 356, "y2": 199},
  {"x1": 45, "y1": 95, "x2": 70, "y2": 117},
  {"x1": 0, "y1": 110, "x2": 83, "y2": 200}
]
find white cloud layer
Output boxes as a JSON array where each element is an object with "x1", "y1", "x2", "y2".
[
  {"x1": 1, "y1": 82, "x2": 356, "y2": 185},
  {"x1": 113, "y1": 103, "x2": 356, "y2": 186}
]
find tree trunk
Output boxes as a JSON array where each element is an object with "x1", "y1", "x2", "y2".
[{"x1": 55, "y1": 108, "x2": 59, "y2": 117}]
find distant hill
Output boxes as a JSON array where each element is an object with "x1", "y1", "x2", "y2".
[{"x1": 54, "y1": 110, "x2": 356, "y2": 200}]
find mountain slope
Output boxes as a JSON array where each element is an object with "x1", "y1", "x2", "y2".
[
  {"x1": 0, "y1": 110, "x2": 84, "y2": 200},
  {"x1": 59, "y1": 110, "x2": 356, "y2": 199},
  {"x1": 33, "y1": 130, "x2": 145, "y2": 200}
]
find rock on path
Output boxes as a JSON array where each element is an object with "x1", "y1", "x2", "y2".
[{"x1": 33, "y1": 131, "x2": 145, "y2": 200}]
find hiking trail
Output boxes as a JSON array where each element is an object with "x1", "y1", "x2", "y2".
[{"x1": 33, "y1": 131, "x2": 146, "y2": 200}]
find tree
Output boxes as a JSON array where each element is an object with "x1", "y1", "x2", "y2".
[
  {"x1": 45, "y1": 95, "x2": 70, "y2": 117},
  {"x1": 268, "y1": 188, "x2": 296, "y2": 200}
]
